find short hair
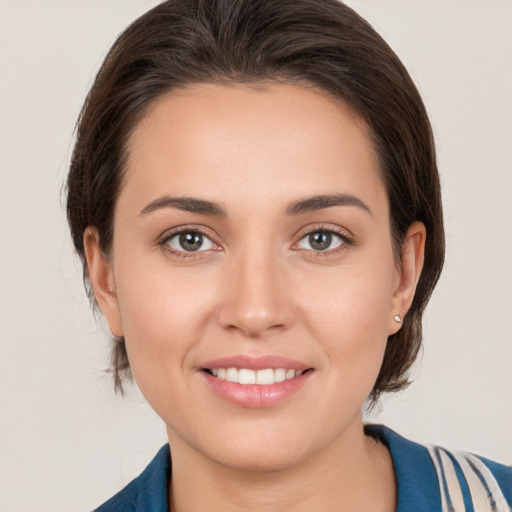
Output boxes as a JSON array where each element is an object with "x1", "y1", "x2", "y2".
[{"x1": 66, "y1": 0, "x2": 444, "y2": 403}]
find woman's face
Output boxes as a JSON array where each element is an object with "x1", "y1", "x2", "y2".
[{"x1": 86, "y1": 83, "x2": 423, "y2": 471}]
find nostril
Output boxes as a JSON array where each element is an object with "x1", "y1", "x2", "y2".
[{"x1": 222, "y1": 319, "x2": 286, "y2": 338}]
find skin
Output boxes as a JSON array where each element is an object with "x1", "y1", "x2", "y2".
[{"x1": 85, "y1": 83, "x2": 425, "y2": 512}]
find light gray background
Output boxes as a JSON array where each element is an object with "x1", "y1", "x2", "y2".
[{"x1": 0, "y1": 1, "x2": 511, "y2": 511}]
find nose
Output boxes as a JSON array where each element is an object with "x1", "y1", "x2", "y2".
[{"x1": 217, "y1": 246, "x2": 292, "y2": 338}]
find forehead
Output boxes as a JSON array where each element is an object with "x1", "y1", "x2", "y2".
[{"x1": 122, "y1": 83, "x2": 387, "y2": 217}]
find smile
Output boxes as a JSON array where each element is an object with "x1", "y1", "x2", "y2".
[
  {"x1": 200, "y1": 357, "x2": 313, "y2": 408},
  {"x1": 205, "y1": 367, "x2": 304, "y2": 385}
]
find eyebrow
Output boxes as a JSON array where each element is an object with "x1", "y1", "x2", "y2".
[
  {"x1": 285, "y1": 194, "x2": 372, "y2": 216},
  {"x1": 139, "y1": 196, "x2": 227, "y2": 217},
  {"x1": 139, "y1": 193, "x2": 371, "y2": 218}
]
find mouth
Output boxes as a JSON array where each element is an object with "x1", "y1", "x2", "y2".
[
  {"x1": 199, "y1": 356, "x2": 313, "y2": 407},
  {"x1": 202, "y1": 367, "x2": 308, "y2": 385}
]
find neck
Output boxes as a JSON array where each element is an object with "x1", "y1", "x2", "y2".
[{"x1": 167, "y1": 421, "x2": 396, "y2": 512}]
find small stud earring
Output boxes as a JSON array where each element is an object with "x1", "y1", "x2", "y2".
[{"x1": 393, "y1": 314, "x2": 402, "y2": 323}]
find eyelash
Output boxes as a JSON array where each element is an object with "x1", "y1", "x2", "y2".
[{"x1": 158, "y1": 224, "x2": 354, "y2": 260}]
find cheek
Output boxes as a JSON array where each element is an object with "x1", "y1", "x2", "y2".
[
  {"x1": 112, "y1": 255, "x2": 219, "y2": 389},
  {"x1": 297, "y1": 257, "x2": 395, "y2": 377}
]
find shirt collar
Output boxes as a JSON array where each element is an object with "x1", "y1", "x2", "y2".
[{"x1": 365, "y1": 424, "x2": 441, "y2": 512}]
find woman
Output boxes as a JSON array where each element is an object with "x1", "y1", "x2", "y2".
[{"x1": 65, "y1": 0, "x2": 511, "y2": 510}]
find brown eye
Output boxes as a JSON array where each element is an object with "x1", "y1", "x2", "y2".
[
  {"x1": 309, "y1": 232, "x2": 332, "y2": 250},
  {"x1": 167, "y1": 231, "x2": 215, "y2": 252},
  {"x1": 297, "y1": 230, "x2": 344, "y2": 252},
  {"x1": 179, "y1": 232, "x2": 203, "y2": 251}
]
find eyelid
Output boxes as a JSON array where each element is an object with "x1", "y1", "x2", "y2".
[{"x1": 293, "y1": 222, "x2": 354, "y2": 240}]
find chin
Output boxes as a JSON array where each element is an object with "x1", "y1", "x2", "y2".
[
  {"x1": 170, "y1": 416, "x2": 316, "y2": 473},
  {"x1": 209, "y1": 441, "x2": 309, "y2": 473}
]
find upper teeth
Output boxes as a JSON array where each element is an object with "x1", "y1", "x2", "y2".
[{"x1": 210, "y1": 368, "x2": 303, "y2": 385}]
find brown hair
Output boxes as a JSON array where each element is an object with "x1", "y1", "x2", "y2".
[{"x1": 66, "y1": 0, "x2": 444, "y2": 403}]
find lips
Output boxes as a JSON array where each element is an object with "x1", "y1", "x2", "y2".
[{"x1": 199, "y1": 355, "x2": 313, "y2": 408}]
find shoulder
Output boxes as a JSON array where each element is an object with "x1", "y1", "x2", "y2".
[
  {"x1": 93, "y1": 444, "x2": 171, "y2": 512},
  {"x1": 365, "y1": 424, "x2": 512, "y2": 512}
]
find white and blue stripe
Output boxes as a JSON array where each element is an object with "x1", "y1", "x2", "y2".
[{"x1": 427, "y1": 446, "x2": 512, "y2": 512}]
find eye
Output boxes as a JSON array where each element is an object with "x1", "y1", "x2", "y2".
[
  {"x1": 296, "y1": 230, "x2": 345, "y2": 252},
  {"x1": 165, "y1": 230, "x2": 215, "y2": 253}
]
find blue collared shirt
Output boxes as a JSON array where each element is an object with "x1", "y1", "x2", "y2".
[{"x1": 94, "y1": 425, "x2": 512, "y2": 511}]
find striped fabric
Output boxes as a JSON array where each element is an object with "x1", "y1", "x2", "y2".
[{"x1": 427, "y1": 446, "x2": 512, "y2": 512}]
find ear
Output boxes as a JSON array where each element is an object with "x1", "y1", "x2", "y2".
[
  {"x1": 388, "y1": 221, "x2": 426, "y2": 335},
  {"x1": 83, "y1": 227, "x2": 124, "y2": 337}
]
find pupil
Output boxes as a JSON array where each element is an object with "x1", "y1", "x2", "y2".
[
  {"x1": 310, "y1": 232, "x2": 331, "y2": 250},
  {"x1": 179, "y1": 232, "x2": 203, "y2": 251}
]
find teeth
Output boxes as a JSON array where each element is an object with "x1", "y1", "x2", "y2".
[
  {"x1": 208, "y1": 367, "x2": 305, "y2": 385},
  {"x1": 256, "y1": 368, "x2": 274, "y2": 385},
  {"x1": 239, "y1": 368, "x2": 256, "y2": 384},
  {"x1": 274, "y1": 368, "x2": 286, "y2": 382},
  {"x1": 226, "y1": 367, "x2": 238, "y2": 382}
]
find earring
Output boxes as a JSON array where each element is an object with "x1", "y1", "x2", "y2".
[{"x1": 393, "y1": 314, "x2": 402, "y2": 323}]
